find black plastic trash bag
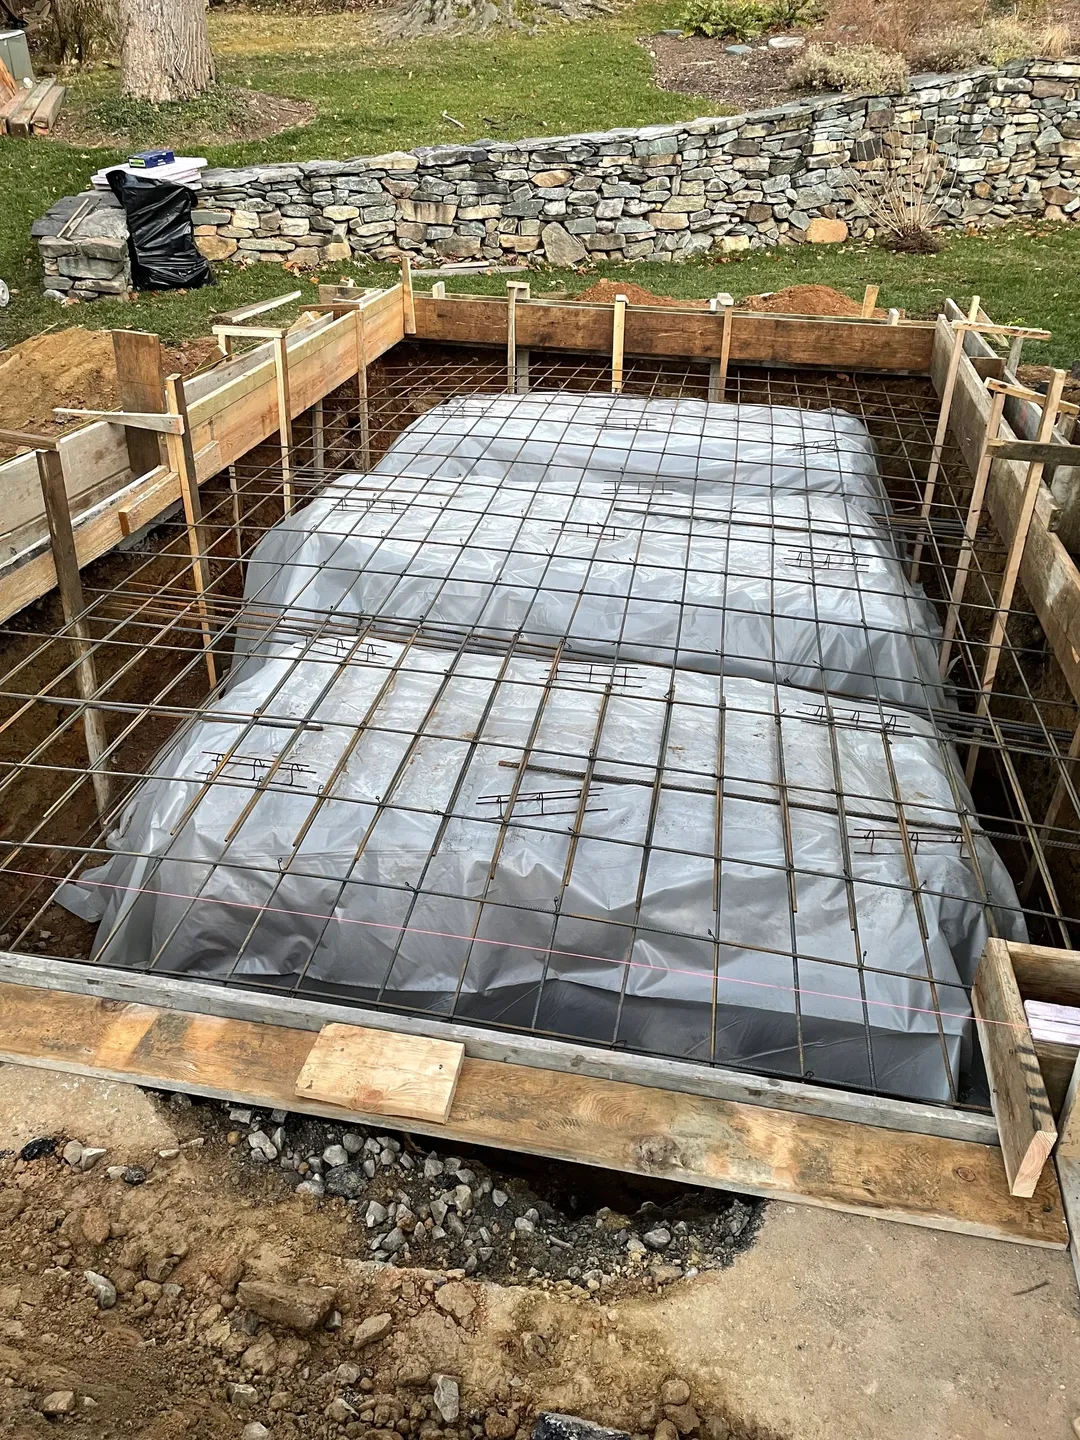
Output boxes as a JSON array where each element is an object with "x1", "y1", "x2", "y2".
[{"x1": 107, "y1": 170, "x2": 212, "y2": 292}]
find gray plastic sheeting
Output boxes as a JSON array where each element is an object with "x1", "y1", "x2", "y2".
[
  {"x1": 58, "y1": 393, "x2": 1026, "y2": 1102},
  {"x1": 60, "y1": 644, "x2": 1020, "y2": 1101}
]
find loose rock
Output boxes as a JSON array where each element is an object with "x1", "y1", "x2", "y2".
[
  {"x1": 352, "y1": 1312, "x2": 394, "y2": 1349},
  {"x1": 433, "y1": 1375, "x2": 460, "y2": 1424},
  {"x1": 236, "y1": 1278, "x2": 337, "y2": 1333},
  {"x1": 84, "y1": 1270, "x2": 117, "y2": 1309},
  {"x1": 40, "y1": 1390, "x2": 77, "y2": 1416}
]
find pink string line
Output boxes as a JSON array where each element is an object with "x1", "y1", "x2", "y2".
[{"x1": 1, "y1": 863, "x2": 1045, "y2": 1034}]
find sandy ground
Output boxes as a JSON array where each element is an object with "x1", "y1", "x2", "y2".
[{"x1": 1, "y1": 1064, "x2": 1078, "y2": 1440}]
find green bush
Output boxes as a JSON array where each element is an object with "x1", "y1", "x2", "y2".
[
  {"x1": 679, "y1": 0, "x2": 771, "y2": 40},
  {"x1": 790, "y1": 41, "x2": 908, "y2": 93},
  {"x1": 678, "y1": 0, "x2": 819, "y2": 38}
]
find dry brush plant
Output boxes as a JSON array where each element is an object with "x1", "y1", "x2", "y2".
[{"x1": 845, "y1": 129, "x2": 956, "y2": 252}]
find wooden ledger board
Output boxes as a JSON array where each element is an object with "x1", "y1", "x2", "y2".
[{"x1": 0, "y1": 979, "x2": 1066, "y2": 1248}]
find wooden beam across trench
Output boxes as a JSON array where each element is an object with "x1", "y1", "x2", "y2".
[{"x1": 0, "y1": 974, "x2": 1066, "y2": 1248}]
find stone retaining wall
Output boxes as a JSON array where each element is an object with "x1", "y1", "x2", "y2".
[{"x1": 32, "y1": 56, "x2": 1080, "y2": 291}]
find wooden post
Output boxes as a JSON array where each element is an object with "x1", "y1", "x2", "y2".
[
  {"x1": 354, "y1": 310, "x2": 371, "y2": 472},
  {"x1": 506, "y1": 281, "x2": 530, "y2": 396},
  {"x1": 272, "y1": 335, "x2": 294, "y2": 516},
  {"x1": 111, "y1": 330, "x2": 166, "y2": 478},
  {"x1": 860, "y1": 284, "x2": 879, "y2": 319},
  {"x1": 938, "y1": 384, "x2": 1008, "y2": 678},
  {"x1": 611, "y1": 294, "x2": 627, "y2": 396},
  {"x1": 313, "y1": 399, "x2": 326, "y2": 478},
  {"x1": 401, "y1": 256, "x2": 416, "y2": 336},
  {"x1": 35, "y1": 448, "x2": 111, "y2": 820},
  {"x1": 164, "y1": 375, "x2": 217, "y2": 690},
  {"x1": 1007, "y1": 332, "x2": 1026, "y2": 376},
  {"x1": 911, "y1": 312, "x2": 974, "y2": 583},
  {"x1": 966, "y1": 368, "x2": 1067, "y2": 784},
  {"x1": 707, "y1": 297, "x2": 733, "y2": 404},
  {"x1": 431, "y1": 280, "x2": 446, "y2": 299}
]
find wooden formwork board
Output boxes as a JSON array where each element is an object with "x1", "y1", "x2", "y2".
[
  {"x1": 411, "y1": 293, "x2": 937, "y2": 373},
  {"x1": 0, "y1": 287, "x2": 405, "y2": 625},
  {"x1": 0, "y1": 969, "x2": 1066, "y2": 1248}
]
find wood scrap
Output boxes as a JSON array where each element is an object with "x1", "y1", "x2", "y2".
[{"x1": 6, "y1": 77, "x2": 51, "y2": 136}]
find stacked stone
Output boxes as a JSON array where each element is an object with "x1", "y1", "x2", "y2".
[
  {"x1": 32, "y1": 57, "x2": 1080, "y2": 292},
  {"x1": 193, "y1": 153, "x2": 419, "y2": 267},
  {"x1": 32, "y1": 192, "x2": 131, "y2": 301}
]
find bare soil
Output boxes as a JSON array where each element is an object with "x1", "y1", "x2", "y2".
[
  {"x1": 643, "y1": 34, "x2": 809, "y2": 115},
  {"x1": 0, "y1": 328, "x2": 222, "y2": 452},
  {"x1": 573, "y1": 280, "x2": 870, "y2": 317}
]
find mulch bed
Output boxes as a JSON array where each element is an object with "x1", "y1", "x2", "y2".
[{"x1": 643, "y1": 31, "x2": 813, "y2": 115}]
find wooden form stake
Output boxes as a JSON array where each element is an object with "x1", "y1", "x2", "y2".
[
  {"x1": 911, "y1": 311, "x2": 974, "y2": 583},
  {"x1": 313, "y1": 399, "x2": 326, "y2": 477},
  {"x1": 611, "y1": 294, "x2": 627, "y2": 395},
  {"x1": 35, "y1": 448, "x2": 111, "y2": 820},
  {"x1": 111, "y1": 330, "x2": 166, "y2": 478},
  {"x1": 401, "y1": 256, "x2": 416, "y2": 336},
  {"x1": 974, "y1": 938, "x2": 1058, "y2": 1197},
  {"x1": 506, "y1": 281, "x2": 531, "y2": 395},
  {"x1": 707, "y1": 297, "x2": 733, "y2": 404},
  {"x1": 164, "y1": 375, "x2": 217, "y2": 690},
  {"x1": 353, "y1": 310, "x2": 371, "y2": 472},
  {"x1": 938, "y1": 384, "x2": 1008, "y2": 678},
  {"x1": 965, "y1": 368, "x2": 1067, "y2": 784},
  {"x1": 860, "y1": 284, "x2": 879, "y2": 319},
  {"x1": 272, "y1": 335, "x2": 294, "y2": 515},
  {"x1": 1021, "y1": 722, "x2": 1080, "y2": 902},
  {"x1": 431, "y1": 281, "x2": 446, "y2": 299}
]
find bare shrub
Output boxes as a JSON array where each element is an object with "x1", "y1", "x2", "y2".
[
  {"x1": 910, "y1": 14, "x2": 1067, "y2": 71},
  {"x1": 791, "y1": 41, "x2": 909, "y2": 92},
  {"x1": 821, "y1": 0, "x2": 975, "y2": 59},
  {"x1": 846, "y1": 128, "x2": 955, "y2": 252}
]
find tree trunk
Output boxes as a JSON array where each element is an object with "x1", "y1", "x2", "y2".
[{"x1": 120, "y1": 0, "x2": 215, "y2": 103}]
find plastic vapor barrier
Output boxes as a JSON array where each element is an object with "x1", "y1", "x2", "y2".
[
  {"x1": 60, "y1": 392, "x2": 1028, "y2": 1104},
  {"x1": 60, "y1": 645, "x2": 1022, "y2": 1102}
]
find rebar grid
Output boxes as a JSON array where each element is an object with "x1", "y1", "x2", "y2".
[{"x1": 0, "y1": 340, "x2": 1076, "y2": 1112}]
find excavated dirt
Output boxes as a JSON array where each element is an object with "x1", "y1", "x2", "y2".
[
  {"x1": 0, "y1": 1087, "x2": 778, "y2": 1440},
  {"x1": 0, "y1": 329, "x2": 222, "y2": 452},
  {"x1": 572, "y1": 282, "x2": 867, "y2": 317}
]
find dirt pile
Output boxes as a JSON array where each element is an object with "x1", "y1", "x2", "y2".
[
  {"x1": 574, "y1": 282, "x2": 708, "y2": 309},
  {"x1": 0, "y1": 329, "x2": 221, "y2": 447},
  {"x1": 0, "y1": 1092, "x2": 776, "y2": 1440},
  {"x1": 735, "y1": 285, "x2": 864, "y2": 316},
  {"x1": 572, "y1": 282, "x2": 868, "y2": 317}
]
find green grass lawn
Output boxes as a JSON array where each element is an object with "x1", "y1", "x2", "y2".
[{"x1": 0, "y1": 3, "x2": 1076, "y2": 367}]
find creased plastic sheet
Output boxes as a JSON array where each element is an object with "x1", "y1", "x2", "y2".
[
  {"x1": 372, "y1": 392, "x2": 888, "y2": 511},
  {"x1": 238, "y1": 469, "x2": 943, "y2": 709},
  {"x1": 60, "y1": 642, "x2": 1022, "y2": 1102}
]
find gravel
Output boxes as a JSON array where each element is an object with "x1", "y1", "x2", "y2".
[{"x1": 221, "y1": 1104, "x2": 764, "y2": 1294}]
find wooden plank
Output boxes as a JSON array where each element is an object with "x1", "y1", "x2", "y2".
[
  {"x1": 1056, "y1": 1155, "x2": 1080, "y2": 1290},
  {"x1": 0, "y1": 950, "x2": 1002, "y2": 1146},
  {"x1": 411, "y1": 296, "x2": 935, "y2": 373},
  {"x1": 164, "y1": 375, "x2": 217, "y2": 688},
  {"x1": 53, "y1": 409, "x2": 183, "y2": 435},
  {"x1": 6, "y1": 79, "x2": 51, "y2": 137},
  {"x1": 1036, "y1": 1038, "x2": 1079, "y2": 1118},
  {"x1": 974, "y1": 938, "x2": 1058, "y2": 1197},
  {"x1": 0, "y1": 91, "x2": 22, "y2": 130},
  {"x1": 112, "y1": 331, "x2": 166, "y2": 477},
  {"x1": 610, "y1": 293, "x2": 626, "y2": 395},
  {"x1": 989, "y1": 439, "x2": 1080, "y2": 466},
  {"x1": 1010, "y1": 941, "x2": 1080, "y2": 1008},
  {"x1": 30, "y1": 81, "x2": 66, "y2": 135},
  {"x1": 295, "y1": 1023, "x2": 464, "y2": 1124},
  {"x1": 211, "y1": 291, "x2": 302, "y2": 325},
  {"x1": 0, "y1": 978, "x2": 1064, "y2": 1246}
]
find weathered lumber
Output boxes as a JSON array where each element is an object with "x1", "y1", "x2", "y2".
[
  {"x1": 411, "y1": 295, "x2": 936, "y2": 372},
  {"x1": 295, "y1": 1023, "x2": 465, "y2": 1124},
  {"x1": 974, "y1": 939, "x2": 1058, "y2": 1196},
  {"x1": 0, "y1": 977, "x2": 1065, "y2": 1246},
  {"x1": 0, "y1": 286, "x2": 405, "y2": 624},
  {"x1": 1009, "y1": 942, "x2": 1080, "y2": 1008},
  {"x1": 988, "y1": 439, "x2": 1080, "y2": 466},
  {"x1": 933, "y1": 315, "x2": 1080, "y2": 707},
  {"x1": 211, "y1": 291, "x2": 302, "y2": 326},
  {"x1": 0, "y1": 950, "x2": 1002, "y2": 1145},
  {"x1": 5, "y1": 79, "x2": 51, "y2": 136},
  {"x1": 30, "y1": 81, "x2": 66, "y2": 135},
  {"x1": 112, "y1": 331, "x2": 166, "y2": 477}
]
